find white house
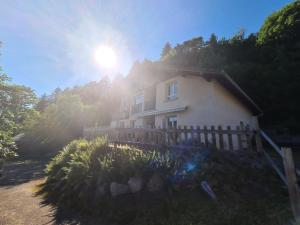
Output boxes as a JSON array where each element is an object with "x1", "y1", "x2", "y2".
[{"x1": 110, "y1": 65, "x2": 262, "y2": 131}]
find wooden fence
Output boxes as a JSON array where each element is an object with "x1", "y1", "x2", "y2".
[
  {"x1": 83, "y1": 123, "x2": 258, "y2": 151},
  {"x1": 260, "y1": 130, "x2": 300, "y2": 222}
]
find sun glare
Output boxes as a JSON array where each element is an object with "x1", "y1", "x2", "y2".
[{"x1": 94, "y1": 45, "x2": 117, "y2": 69}]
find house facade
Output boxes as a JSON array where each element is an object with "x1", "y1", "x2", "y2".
[{"x1": 110, "y1": 66, "x2": 262, "y2": 131}]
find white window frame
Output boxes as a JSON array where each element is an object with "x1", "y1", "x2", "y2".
[
  {"x1": 167, "y1": 115, "x2": 177, "y2": 128},
  {"x1": 134, "y1": 94, "x2": 144, "y2": 105},
  {"x1": 167, "y1": 81, "x2": 177, "y2": 100}
]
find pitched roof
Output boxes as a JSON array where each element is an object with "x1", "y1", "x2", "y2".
[
  {"x1": 126, "y1": 63, "x2": 262, "y2": 115},
  {"x1": 145, "y1": 64, "x2": 263, "y2": 115}
]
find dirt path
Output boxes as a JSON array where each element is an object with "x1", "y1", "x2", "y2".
[
  {"x1": 0, "y1": 179, "x2": 54, "y2": 225},
  {"x1": 0, "y1": 160, "x2": 103, "y2": 225}
]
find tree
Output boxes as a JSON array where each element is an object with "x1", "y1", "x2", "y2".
[
  {"x1": 52, "y1": 87, "x2": 62, "y2": 101},
  {"x1": 208, "y1": 33, "x2": 218, "y2": 47},
  {"x1": 0, "y1": 73, "x2": 37, "y2": 158},
  {"x1": 257, "y1": 1, "x2": 300, "y2": 46},
  {"x1": 160, "y1": 42, "x2": 172, "y2": 60},
  {"x1": 35, "y1": 94, "x2": 49, "y2": 112},
  {"x1": 19, "y1": 76, "x2": 120, "y2": 155},
  {"x1": 20, "y1": 93, "x2": 86, "y2": 154}
]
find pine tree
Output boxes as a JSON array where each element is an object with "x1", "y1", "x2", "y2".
[
  {"x1": 160, "y1": 42, "x2": 172, "y2": 60},
  {"x1": 35, "y1": 94, "x2": 49, "y2": 112}
]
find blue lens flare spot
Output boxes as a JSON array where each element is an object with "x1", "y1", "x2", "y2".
[{"x1": 186, "y1": 162, "x2": 196, "y2": 172}]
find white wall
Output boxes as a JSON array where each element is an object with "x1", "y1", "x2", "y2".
[{"x1": 155, "y1": 75, "x2": 256, "y2": 129}]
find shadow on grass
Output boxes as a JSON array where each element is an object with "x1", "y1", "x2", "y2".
[
  {"x1": 36, "y1": 182, "x2": 106, "y2": 225},
  {"x1": 0, "y1": 159, "x2": 48, "y2": 186},
  {"x1": 44, "y1": 207, "x2": 105, "y2": 225}
]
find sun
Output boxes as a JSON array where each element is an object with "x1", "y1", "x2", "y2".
[{"x1": 94, "y1": 45, "x2": 117, "y2": 69}]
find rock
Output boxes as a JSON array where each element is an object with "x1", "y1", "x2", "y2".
[
  {"x1": 147, "y1": 173, "x2": 164, "y2": 192},
  {"x1": 96, "y1": 184, "x2": 108, "y2": 197},
  {"x1": 110, "y1": 182, "x2": 130, "y2": 197},
  {"x1": 128, "y1": 177, "x2": 143, "y2": 193}
]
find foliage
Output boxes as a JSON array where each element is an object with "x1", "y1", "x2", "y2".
[
  {"x1": 0, "y1": 71, "x2": 37, "y2": 159},
  {"x1": 160, "y1": 42, "x2": 172, "y2": 60},
  {"x1": 0, "y1": 74, "x2": 36, "y2": 128},
  {"x1": 45, "y1": 137, "x2": 163, "y2": 187},
  {"x1": 34, "y1": 77, "x2": 120, "y2": 126},
  {"x1": 257, "y1": 0, "x2": 300, "y2": 45},
  {"x1": 44, "y1": 138, "x2": 168, "y2": 210},
  {"x1": 18, "y1": 93, "x2": 87, "y2": 155},
  {"x1": 18, "y1": 75, "x2": 124, "y2": 156},
  {"x1": 0, "y1": 131, "x2": 17, "y2": 158},
  {"x1": 42, "y1": 139, "x2": 291, "y2": 225}
]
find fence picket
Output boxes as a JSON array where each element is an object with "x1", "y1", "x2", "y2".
[
  {"x1": 227, "y1": 126, "x2": 233, "y2": 150},
  {"x1": 190, "y1": 126, "x2": 194, "y2": 145},
  {"x1": 218, "y1": 125, "x2": 224, "y2": 150},
  {"x1": 184, "y1": 126, "x2": 188, "y2": 144},
  {"x1": 83, "y1": 124, "x2": 256, "y2": 151},
  {"x1": 237, "y1": 126, "x2": 243, "y2": 151},
  {"x1": 245, "y1": 125, "x2": 253, "y2": 151},
  {"x1": 211, "y1": 126, "x2": 217, "y2": 148},
  {"x1": 204, "y1": 126, "x2": 209, "y2": 147},
  {"x1": 196, "y1": 126, "x2": 201, "y2": 146}
]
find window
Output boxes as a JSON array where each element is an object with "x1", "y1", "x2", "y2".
[
  {"x1": 134, "y1": 94, "x2": 144, "y2": 105},
  {"x1": 167, "y1": 82, "x2": 177, "y2": 100},
  {"x1": 132, "y1": 94, "x2": 144, "y2": 113},
  {"x1": 167, "y1": 116, "x2": 177, "y2": 128}
]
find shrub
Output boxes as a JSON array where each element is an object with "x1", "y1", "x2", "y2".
[
  {"x1": 43, "y1": 138, "x2": 291, "y2": 225},
  {"x1": 44, "y1": 138, "x2": 168, "y2": 209}
]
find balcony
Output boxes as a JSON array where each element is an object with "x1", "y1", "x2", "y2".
[{"x1": 131, "y1": 100, "x2": 156, "y2": 115}]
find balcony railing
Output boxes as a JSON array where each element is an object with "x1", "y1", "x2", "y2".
[{"x1": 131, "y1": 101, "x2": 155, "y2": 114}]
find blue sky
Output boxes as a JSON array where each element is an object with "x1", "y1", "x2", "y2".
[{"x1": 0, "y1": 0, "x2": 292, "y2": 95}]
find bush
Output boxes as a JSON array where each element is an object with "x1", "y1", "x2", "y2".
[
  {"x1": 43, "y1": 138, "x2": 291, "y2": 225},
  {"x1": 45, "y1": 138, "x2": 169, "y2": 209}
]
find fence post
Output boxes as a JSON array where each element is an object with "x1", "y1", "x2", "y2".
[
  {"x1": 211, "y1": 126, "x2": 217, "y2": 148},
  {"x1": 196, "y1": 126, "x2": 201, "y2": 146},
  {"x1": 237, "y1": 126, "x2": 243, "y2": 151},
  {"x1": 184, "y1": 126, "x2": 188, "y2": 144},
  {"x1": 245, "y1": 125, "x2": 253, "y2": 151},
  {"x1": 253, "y1": 118, "x2": 263, "y2": 152},
  {"x1": 177, "y1": 125, "x2": 182, "y2": 145},
  {"x1": 172, "y1": 126, "x2": 177, "y2": 145},
  {"x1": 204, "y1": 126, "x2": 209, "y2": 147},
  {"x1": 282, "y1": 147, "x2": 300, "y2": 222},
  {"x1": 227, "y1": 126, "x2": 233, "y2": 151},
  {"x1": 218, "y1": 125, "x2": 224, "y2": 150}
]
